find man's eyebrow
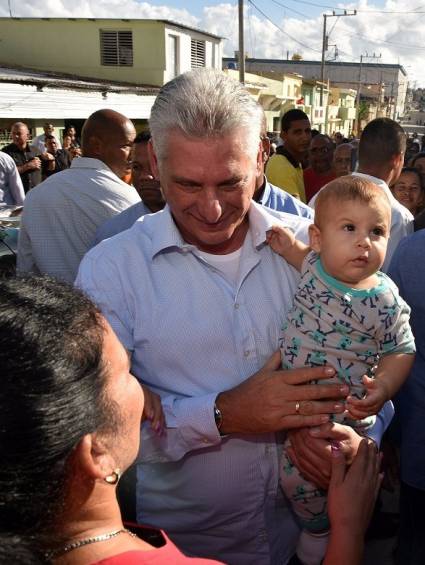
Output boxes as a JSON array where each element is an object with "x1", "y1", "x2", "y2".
[
  {"x1": 171, "y1": 175, "x2": 201, "y2": 185},
  {"x1": 217, "y1": 175, "x2": 246, "y2": 186}
]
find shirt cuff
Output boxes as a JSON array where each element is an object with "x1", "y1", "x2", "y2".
[{"x1": 366, "y1": 400, "x2": 394, "y2": 448}]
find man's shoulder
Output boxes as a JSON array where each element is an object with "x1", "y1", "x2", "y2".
[
  {"x1": 268, "y1": 152, "x2": 294, "y2": 170},
  {"x1": 85, "y1": 215, "x2": 153, "y2": 265},
  {"x1": 264, "y1": 181, "x2": 313, "y2": 218},
  {"x1": 1, "y1": 143, "x2": 15, "y2": 155},
  {"x1": 0, "y1": 151, "x2": 15, "y2": 166},
  {"x1": 94, "y1": 201, "x2": 150, "y2": 244}
]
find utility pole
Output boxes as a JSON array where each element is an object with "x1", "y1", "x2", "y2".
[
  {"x1": 355, "y1": 52, "x2": 381, "y2": 136},
  {"x1": 238, "y1": 0, "x2": 245, "y2": 84},
  {"x1": 320, "y1": 9, "x2": 356, "y2": 106}
]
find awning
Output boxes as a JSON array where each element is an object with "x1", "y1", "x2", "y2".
[{"x1": 0, "y1": 82, "x2": 156, "y2": 120}]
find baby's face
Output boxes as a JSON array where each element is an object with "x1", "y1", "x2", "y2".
[{"x1": 310, "y1": 198, "x2": 391, "y2": 288}]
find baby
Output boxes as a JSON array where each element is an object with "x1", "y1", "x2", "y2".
[{"x1": 267, "y1": 176, "x2": 415, "y2": 565}]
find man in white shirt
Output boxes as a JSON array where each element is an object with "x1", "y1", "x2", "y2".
[
  {"x1": 31, "y1": 122, "x2": 62, "y2": 153},
  {"x1": 77, "y1": 70, "x2": 390, "y2": 565},
  {"x1": 17, "y1": 109, "x2": 140, "y2": 282},
  {"x1": 0, "y1": 152, "x2": 25, "y2": 206},
  {"x1": 308, "y1": 119, "x2": 412, "y2": 271},
  {"x1": 352, "y1": 118, "x2": 413, "y2": 271}
]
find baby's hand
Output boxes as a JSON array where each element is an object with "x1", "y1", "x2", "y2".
[
  {"x1": 266, "y1": 225, "x2": 296, "y2": 257},
  {"x1": 142, "y1": 385, "x2": 165, "y2": 435},
  {"x1": 346, "y1": 375, "x2": 390, "y2": 420}
]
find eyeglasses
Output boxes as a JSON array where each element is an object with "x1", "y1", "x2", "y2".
[{"x1": 310, "y1": 146, "x2": 331, "y2": 155}]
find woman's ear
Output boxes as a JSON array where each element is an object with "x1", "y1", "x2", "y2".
[
  {"x1": 309, "y1": 223, "x2": 322, "y2": 253},
  {"x1": 74, "y1": 433, "x2": 117, "y2": 482}
]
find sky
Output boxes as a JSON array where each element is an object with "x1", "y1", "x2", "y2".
[{"x1": 1, "y1": 0, "x2": 425, "y2": 86}]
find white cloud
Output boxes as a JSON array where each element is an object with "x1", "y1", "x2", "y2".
[
  {"x1": 0, "y1": 0, "x2": 424, "y2": 85},
  {"x1": 0, "y1": 0, "x2": 199, "y2": 25}
]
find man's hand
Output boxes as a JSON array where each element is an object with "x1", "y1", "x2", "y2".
[
  {"x1": 39, "y1": 152, "x2": 55, "y2": 162},
  {"x1": 142, "y1": 384, "x2": 165, "y2": 435},
  {"x1": 26, "y1": 157, "x2": 41, "y2": 171},
  {"x1": 217, "y1": 352, "x2": 349, "y2": 435},
  {"x1": 287, "y1": 422, "x2": 370, "y2": 489}
]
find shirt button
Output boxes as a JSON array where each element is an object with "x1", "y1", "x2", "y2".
[
  {"x1": 244, "y1": 350, "x2": 250, "y2": 357},
  {"x1": 234, "y1": 303, "x2": 240, "y2": 309},
  {"x1": 202, "y1": 438, "x2": 209, "y2": 444},
  {"x1": 181, "y1": 248, "x2": 189, "y2": 254}
]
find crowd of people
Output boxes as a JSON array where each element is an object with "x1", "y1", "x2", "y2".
[{"x1": 0, "y1": 68, "x2": 424, "y2": 565}]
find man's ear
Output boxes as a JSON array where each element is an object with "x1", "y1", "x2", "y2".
[
  {"x1": 261, "y1": 136, "x2": 270, "y2": 165},
  {"x1": 75, "y1": 433, "x2": 116, "y2": 482},
  {"x1": 148, "y1": 140, "x2": 160, "y2": 181},
  {"x1": 390, "y1": 152, "x2": 404, "y2": 181},
  {"x1": 256, "y1": 140, "x2": 264, "y2": 177},
  {"x1": 89, "y1": 135, "x2": 102, "y2": 157},
  {"x1": 309, "y1": 223, "x2": 322, "y2": 253}
]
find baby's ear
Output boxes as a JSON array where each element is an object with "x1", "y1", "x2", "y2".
[{"x1": 308, "y1": 223, "x2": 322, "y2": 253}]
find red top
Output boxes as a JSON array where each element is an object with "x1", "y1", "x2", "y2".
[
  {"x1": 303, "y1": 168, "x2": 336, "y2": 203},
  {"x1": 90, "y1": 527, "x2": 224, "y2": 565}
]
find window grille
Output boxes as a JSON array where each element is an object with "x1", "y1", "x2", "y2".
[
  {"x1": 100, "y1": 30, "x2": 133, "y2": 66},
  {"x1": 191, "y1": 39, "x2": 206, "y2": 69}
]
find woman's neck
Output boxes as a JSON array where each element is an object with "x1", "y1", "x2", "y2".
[{"x1": 53, "y1": 483, "x2": 152, "y2": 564}]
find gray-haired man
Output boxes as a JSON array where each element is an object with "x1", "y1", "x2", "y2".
[{"x1": 77, "y1": 70, "x2": 390, "y2": 565}]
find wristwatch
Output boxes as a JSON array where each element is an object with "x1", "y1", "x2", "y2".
[{"x1": 214, "y1": 401, "x2": 223, "y2": 433}]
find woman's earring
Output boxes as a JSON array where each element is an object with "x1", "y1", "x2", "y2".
[{"x1": 104, "y1": 468, "x2": 121, "y2": 485}]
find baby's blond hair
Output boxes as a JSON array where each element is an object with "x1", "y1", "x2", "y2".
[{"x1": 315, "y1": 175, "x2": 391, "y2": 228}]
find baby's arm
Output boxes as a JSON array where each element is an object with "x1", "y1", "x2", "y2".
[
  {"x1": 347, "y1": 352, "x2": 415, "y2": 420},
  {"x1": 266, "y1": 225, "x2": 310, "y2": 272}
]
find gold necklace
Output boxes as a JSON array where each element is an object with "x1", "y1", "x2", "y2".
[{"x1": 45, "y1": 527, "x2": 137, "y2": 560}]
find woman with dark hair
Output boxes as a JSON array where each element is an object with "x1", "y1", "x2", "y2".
[
  {"x1": 391, "y1": 167, "x2": 424, "y2": 217},
  {"x1": 0, "y1": 277, "x2": 381, "y2": 565},
  {"x1": 0, "y1": 277, "x2": 221, "y2": 564}
]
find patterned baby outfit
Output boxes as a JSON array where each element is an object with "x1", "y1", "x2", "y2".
[{"x1": 280, "y1": 251, "x2": 415, "y2": 533}]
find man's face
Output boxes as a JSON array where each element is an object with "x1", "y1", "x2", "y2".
[
  {"x1": 150, "y1": 130, "x2": 261, "y2": 254},
  {"x1": 11, "y1": 125, "x2": 29, "y2": 149},
  {"x1": 333, "y1": 145, "x2": 352, "y2": 177},
  {"x1": 282, "y1": 119, "x2": 311, "y2": 156},
  {"x1": 46, "y1": 138, "x2": 58, "y2": 154},
  {"x1": 99, "y1": 121, "x2": 136, "y2": 179},
  {"x1": 309, "y1": 136, "x2": 334, "y2": 174},
  {"x1": 132, "y1": 142, "x2": 165, "y2": 212},
  {"x1": 44, "y1": 123, "x2": 54, "y2": 135}
]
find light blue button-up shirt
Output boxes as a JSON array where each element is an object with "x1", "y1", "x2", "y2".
[
  {"x1": 259, "y1": 179, "x2": 314, "y2": 219},
  {"x1": 76, "y1": 201, "x2": 391, "y2": 565}
]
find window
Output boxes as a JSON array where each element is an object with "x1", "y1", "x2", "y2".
[
  {"x1": 191, "y1": 39, "x2": 206, "y2": 69},
  {"x1": 168, "y1": 35, "x2": 179, "y2": 79},
  {"x1": 100, "y1": 30, "x2": 133, "y2": 66}
]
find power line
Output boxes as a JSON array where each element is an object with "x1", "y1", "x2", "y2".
[
  {"x1": 247, "y1": 0, "x2": 322, "y2": 53},
  {"x1": 280, "y1": 0, "x2": 425, "y2": 14}
]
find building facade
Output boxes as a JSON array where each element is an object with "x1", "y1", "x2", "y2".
[
  {"x1": 223, "y1": 58, "x2": 408, "y2": 122},
  {"x1": 0, "y1": 18, "x2": 223, "y2": 86}
]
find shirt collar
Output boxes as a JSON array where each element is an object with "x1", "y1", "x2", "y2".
[
  {"x1": 257, "y1": 177, "x2": 271, "y2": 205},
  {"x1": 276, "y1": 145, "x2": 301, "y2": 168},
  {"x1": 351, "y1": 171, "x2": 395, "y2": 202},
  {"x1": 150, "y1": 200, "x2": 292, "y2": 259},
  {"x1": 70, "y1": 157, "x2": 114, "y2": 172}
]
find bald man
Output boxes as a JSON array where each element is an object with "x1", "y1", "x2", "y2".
[
  {"x1": 17, "y1": 109, "x2": 140, "y2": 282},
  {"x1": 2, "y1": 122, "x2": 41, "y2": 192}
]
